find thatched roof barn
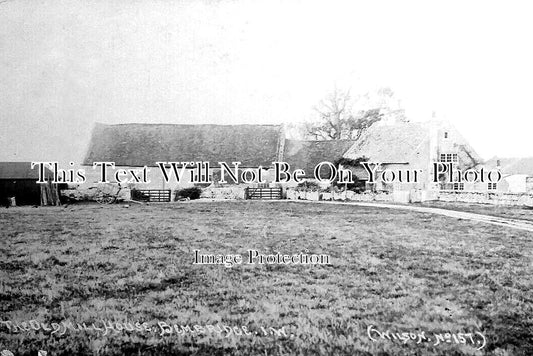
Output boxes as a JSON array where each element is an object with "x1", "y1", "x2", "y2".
[{"x1": 83, "y1": 123, "x2": 283, "y2": 167}]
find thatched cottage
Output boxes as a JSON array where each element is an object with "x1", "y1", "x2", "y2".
[{"x1": 343, "y1": 121, "x2": 485, "y2": 193}]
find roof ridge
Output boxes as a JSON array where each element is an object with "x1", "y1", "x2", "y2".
[
  {"x1": 94, "y1": 122, "x2": 282, "y2": 127},
  {"x1": 285, "y1": 139, "x2": 357, "y2": 143},
  {"x1": 83, "y1": 122, "x2": 284, "y2": 166}
]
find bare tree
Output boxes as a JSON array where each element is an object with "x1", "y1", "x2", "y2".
[{"x1": 305, "y1": 87, "x2": 404, "y2": 140}]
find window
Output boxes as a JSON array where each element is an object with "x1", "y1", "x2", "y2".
[
  {"x1": 440, "y1": 182, "x2": 465, "y2": 191},
  {"x1": 444, "y1": 132, "x2": 448, "y2": 139},
  {"x1": 488, "y1": 183, "x2": 497, "y2": 190},
  {"x1": 439, "y1": 153, "x2": 458, "y2": 163},
  {"x1": 452, "y1": 183, "x2": 464, "y2": 191}
]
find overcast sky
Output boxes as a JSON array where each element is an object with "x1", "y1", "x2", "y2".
[{"x1": 1, "y1": 0, "x2": 532, "y2": 163}]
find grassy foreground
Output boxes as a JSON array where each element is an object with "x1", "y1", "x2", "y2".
[{"x1": 1, "y1": 201, "x2": 532, "y2": 355}]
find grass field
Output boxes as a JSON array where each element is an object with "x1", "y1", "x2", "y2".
[{"x1": 1, "y1": 201, "x2": 532, "y2": 355}]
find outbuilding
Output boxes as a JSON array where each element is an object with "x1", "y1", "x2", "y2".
[{"x1": 0, "y1": 162, "x2": 60, "y2": 206}]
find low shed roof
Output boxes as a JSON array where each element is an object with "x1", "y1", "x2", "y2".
[
  {"x1": 484, "y1": 157, "x2": 533, "y2": 176},
  {"x1": 283, "y1": 139, "x2": 356, "y2": 177},
  {"x1": 0, "y1": 162, "x2": 41, "y2": 179}
]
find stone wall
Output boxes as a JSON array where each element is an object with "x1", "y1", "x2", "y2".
[
  {"x1": 286, "y1": 188, "x2": 533, "y2": 206},
  {"x1": 200, "y1": 187, "x2": 246, "y2": 200},
  {"x1": 286, "y1": 189, "x2": 394, "y2": 202},
  {"x1": 61, "y1": 186, "x2": 131, "y2": 201},
  {"x1": 438, "y1": 191, "x2": 533, "y2": 206}
]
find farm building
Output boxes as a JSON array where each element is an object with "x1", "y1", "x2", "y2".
[
  {"x1": 0, "y1": 162, "x2": 61, "y2": 206},
  {"x1": 283, "y1": 139, "x2": 357, "y2": 178},
  {"x1": 82, "y1": 123, "x2": 285, "y2": 196},
  {"x1": 83, "y1": 123, "x2": 361, "y2": 187},
  {"x1": 82, "y1": 121, "x2": 491, "y2": 198},
  {"x1": 484, "y1": 157, "x2": 533, "y2": 193},
  {"x1": 282, "y1": 139, "x2": 357, "y2": 188},
  {"x1": 343, "y1": 120, "x2": 484, "y2": 193}
]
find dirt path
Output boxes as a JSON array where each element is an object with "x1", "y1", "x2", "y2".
[{"x1": 281, "y1": 200, "x2": 533, "y2": 233}]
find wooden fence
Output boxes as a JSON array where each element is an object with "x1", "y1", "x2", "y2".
[
  {"x1": 245, "y1": 187, "x2": 283, "y2": 200},
  {"x1": 131, "y1": 189, "x2": 171, "y2": 202}
]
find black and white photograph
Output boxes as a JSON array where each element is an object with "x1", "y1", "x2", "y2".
[{"x1": 1, "y1": 1, "x2": 532, "y2": 355}]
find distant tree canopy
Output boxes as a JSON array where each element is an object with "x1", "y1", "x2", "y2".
[{"x1": 305, "y1": 87, "x2": 406, "y2": 140}]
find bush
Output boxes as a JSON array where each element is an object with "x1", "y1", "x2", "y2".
[
  {"x1": 295, "y1": 181, "x2": 321, "y2": 191},
  {"x1": 333, "y1": 179, "x2": 366, "y2": 192},
  {"x1": 175, "y1": 187, "x2": 202, "y2": 200}
]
